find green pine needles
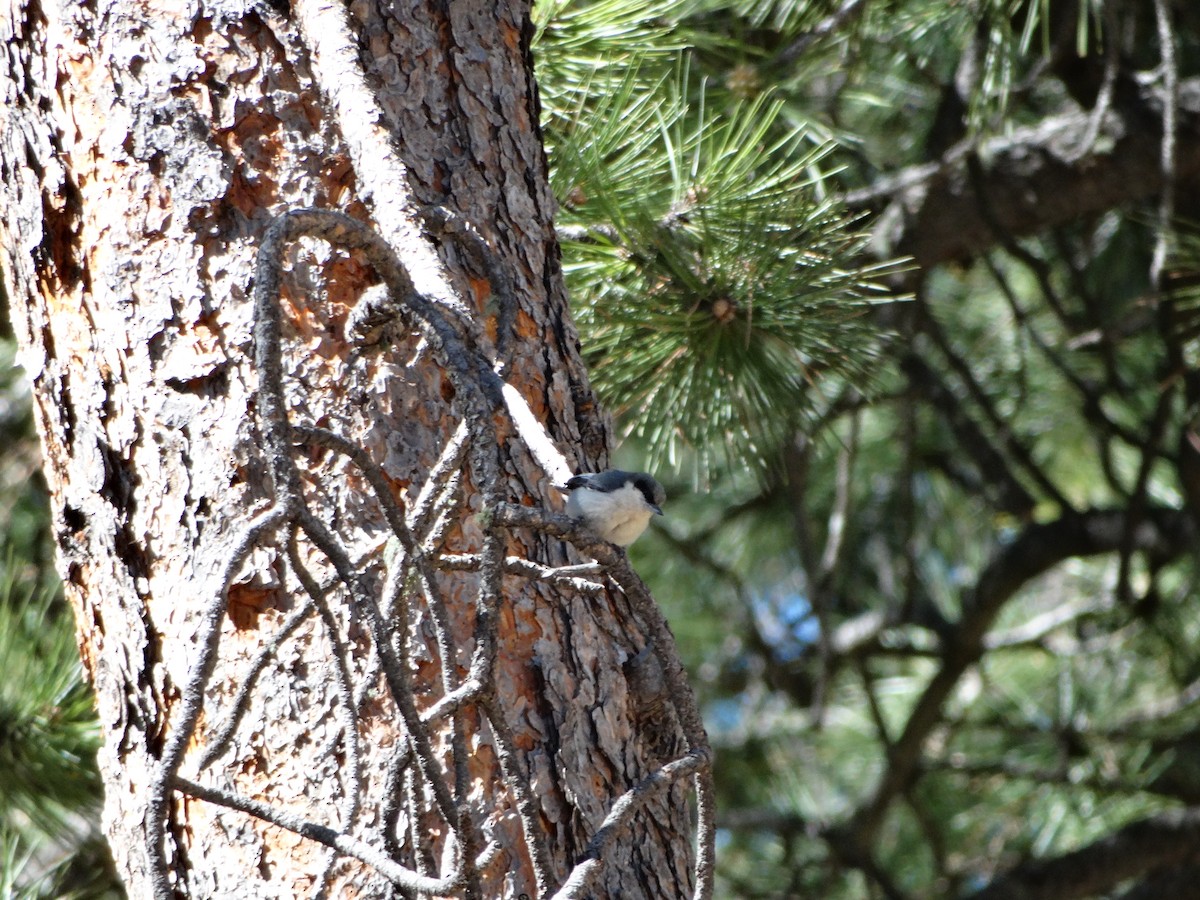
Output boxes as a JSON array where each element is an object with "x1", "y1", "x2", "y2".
[
  {"x1": 535, "y1": 5, "x2": 898, "y2": 474},
  {"x1": 532, "y1": 0, "x2": 1105, "y2": 473},
  {"x1": 0, "y1": 584, "x2": 104, "y2": 897}
]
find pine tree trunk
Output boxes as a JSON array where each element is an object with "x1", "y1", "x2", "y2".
[{"x1": 0, "y1": 1, "x2": 700, "y2": 896}]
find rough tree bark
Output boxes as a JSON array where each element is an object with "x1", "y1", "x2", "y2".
[{"x1": 0, "y1": 1, "x2": 707, "y2": 897}]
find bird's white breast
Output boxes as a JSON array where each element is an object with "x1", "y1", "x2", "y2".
[{"x1": 566, "y1": 482, "x2": 656, "y2": 546}]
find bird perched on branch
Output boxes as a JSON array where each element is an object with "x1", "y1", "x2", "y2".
[{"x1": 560, "y1": 470, "x2": 665, "y2": 546}]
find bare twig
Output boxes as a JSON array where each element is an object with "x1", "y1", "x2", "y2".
[
  {"x1": 146, "y1": 505, "x2": 289, "y2": 899},
  {"x1": 286, "y1": 530, "x2": 365, "y2": 899},
  {"x1": 407, "y1": 420, "x2": 472, "y2": 538},
  {"x1": 1151, "y1": 0, "x2": 1179, "y2": 291},
  {"x1": 416, "y1": 563, "x2": 483, "y2": 897},
  {"x1": 420, "y1": 205, "x2": 519, "y2": 363},
  {"x1": 174, "y1": 775, "x2": 469, "y2": 894},
  {"x1": 1073, "y1": 0, "x2": 1122, "y2": 160},
  {"x1": 437, "y1": 552, "x2": 605, "y2": 593},
  {"x1": 197, "y1": 595, "x2": 317, "y2": 770},
  {"x1": 482, "y1": 694, "x2": 558, "y2": 899},
  {"x1": 286, "y1": 530, "x2": 364, "y2": 831},
  {"x1": 1117, "y1": 0, "x2": 1182, "y2": 606},
  {"x1": 549, "y1": 751, "x2": 710, "y2": 900}
]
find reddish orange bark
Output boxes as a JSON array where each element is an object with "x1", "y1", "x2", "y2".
[{"x1": 1, "y1": 1, "x2": 698, "y2": 897}]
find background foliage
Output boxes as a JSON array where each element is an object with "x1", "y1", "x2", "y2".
[
  {"x1": 540, "y1": 0, "x2": 1200, "y2": 897},
  {"x1": 5, "y1": 0, "x2": 1200, "y2": 897}
]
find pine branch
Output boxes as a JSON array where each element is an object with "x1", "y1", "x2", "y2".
[
  {"x1": 849, "y1": 506, "x2": 1196, "y2": 847},
  {"x1": 844, "y1": 78, "x2": 1200, "y2": 269},
  {"x1": 965, "y1": 807, "x2": 1200, "y2": 900}
]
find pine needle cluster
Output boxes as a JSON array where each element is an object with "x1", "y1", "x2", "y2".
[
  {"x1": 535, "y1": 0, "x2": 900, "y2": 476},
  {"x1": 0, "y1": 585, "x2": 109, "y2": 899}
]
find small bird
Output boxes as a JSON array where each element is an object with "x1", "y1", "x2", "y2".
[{"x1": 560, "y1": 469, "x2": 666, "y2": 546}]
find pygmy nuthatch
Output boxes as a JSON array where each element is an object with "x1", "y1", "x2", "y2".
[{"x1": 560, "y1": 469, "x2": 665, "y2": 546}]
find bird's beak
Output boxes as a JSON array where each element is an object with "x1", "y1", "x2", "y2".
[{"x1": 651, "y1": 504, "x2": 663, "y2": 516}]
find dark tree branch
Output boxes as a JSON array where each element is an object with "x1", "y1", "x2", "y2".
[
  {"x1": 901, "y1": 353, "x2": 1038, "y2": 517},
  {"x1": 844, "y1": 79, "x2": 1200, "y2": 269},
  {"x1": 1116, "y1": 861, "x2": 1200, "y2": 899},
  {"x1": 849, "y1": 507, "x2": 1196, "y2": 845},
  {"x1": 916, "y1": 307, "x2": 1074, "y2": 511},
  {"x1": 964, "y1": 807, "x2": 1200, "y2": 900}
]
